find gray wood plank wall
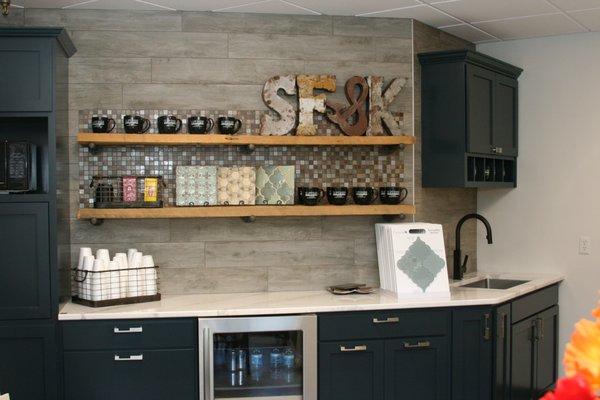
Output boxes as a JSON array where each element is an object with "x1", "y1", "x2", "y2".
[{"x1": 1, "y1": 11, "x2": 476, "y2": 293}]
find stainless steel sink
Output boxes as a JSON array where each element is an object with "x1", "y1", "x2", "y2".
[{"x1": 462, "y1": 278, "x2": 529, "y2": 289}]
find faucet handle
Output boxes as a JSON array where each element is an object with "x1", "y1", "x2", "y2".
[{"x1": 461, "y1": 255, "x2": 469, "y2": 274}]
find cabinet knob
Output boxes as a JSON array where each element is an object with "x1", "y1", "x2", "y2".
[
  {"x1": 114, "y1": 354, "x2": 143, "y2": 362},
  {"x1": 340, "y1": 345, "x2": 367, "y2": 352},
  {"x1": 484, "y1": 314, "x2": 491, "y2": 341},
  {"x1": 372, "y1": 317, "x2": 399, "y2": 324},
  {"x1": 114, "y1": 326, "x2": 143, "y2": 334},
  {"x1": 404, "y1": 341, "x2": 431, "y2": 349}
]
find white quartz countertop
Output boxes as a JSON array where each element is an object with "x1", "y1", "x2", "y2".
[{"x1": 58, "y1": 272, "x2": 563, "y2": 321}]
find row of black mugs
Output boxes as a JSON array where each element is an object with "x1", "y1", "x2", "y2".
[
  {"x1": 298, "y1": 186, "x2": 408, "y2": 206},
  {"x1": 91, "y1": 115, "x2": 242, "y2": 135}
]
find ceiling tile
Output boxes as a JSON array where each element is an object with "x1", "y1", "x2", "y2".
[
  {"x1": 15, "y1": 0, "x2": 88, "y2": 7},
  {"x1": 474, "y1": 13, "x2": 586, "y2": 39},
  {"x1": 145, "y1": 0, "x2": 264, "y2": 11},
  {"x1": 285, "y1": 0, "x2": 419, "y2": 16},
  {"x1": 441, "y1": 24, "x2": 498, "y2": 42},
  {"x1": 216, "y1": 0, "x2": 318, "y2": 14},
  {"x1": 63, "y1": 0, "x2": 171, "y2": 9},
  {"x1": 434, "y1": 0, "x2": 556, "y2": 23},
  {"x1": 363, "y1": 4, "x2": 461, "y2": 27},
  {"x1": 549, "y1": 0, "x2": 600, "y2": 11},
  {"x1": 569, "y1": 8, "x2": 600, "y2": 30}
]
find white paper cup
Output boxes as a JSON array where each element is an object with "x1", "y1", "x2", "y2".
[
  {"x1": 108, "y1": 260, "x2": 121, "y2": 300},
  {"x1": 127, "y1": 248, "x2": 138, "y2": 266},
  {"x1": 141, "y1": 255, "x2": 155, "y2": 268},
  {"x1": 79, "y1": 255, "x2": 95, "y2": 300},
  {"x1": 96, "y1": 249, "x2": 110, "y2": 264},
  {"x1": 78, "y1": 247, "x2": 92, "y2": 269},
  {"x1": 114, "y1": 253, "x2": 128, "y2": 269}
]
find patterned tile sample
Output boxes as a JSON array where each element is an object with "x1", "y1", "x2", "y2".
[
  {"x1": 176, "y1": 166, "x2": 217, "y2": 206},
  {"x1": 217, "y1": 167, "x2": 256, "y2": 206},
  {"x1": 255, "y1": 165, "x2": 295, "y2": 205}
]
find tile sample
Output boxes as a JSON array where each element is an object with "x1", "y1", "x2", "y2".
[
  {"x1": 176, "y1": 166, "x2": 218, "y2": 206},
  {"x1": 255, "y1": 165, "x2": 295, "y2": 205},
  {"x1": 217, "y1": 167, "x2": 256, "y2": 206}
]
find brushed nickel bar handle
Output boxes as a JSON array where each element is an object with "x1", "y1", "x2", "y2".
[
  {"x1": 114, "y1": 354, "x2": 143, "y2": 362},
  {"x1": 483, "y1": 314, "x2": 491, "y2": 341},
  {"x1": 340, "y1": 345, "x2": 367, "y2": 352},
  {"x1": 373, "y1": 317, "x2": 399, "y2": 324},
  {"x1": 404, "y1": 341, "x2": 431, "y2": 349},
  {"x1": 114, "y1": 326, "x2": 143, "y2": 334}
]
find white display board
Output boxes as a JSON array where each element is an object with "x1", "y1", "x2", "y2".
[{"x1": 376, "y1": 223, "x2": 450, "y2": 298}]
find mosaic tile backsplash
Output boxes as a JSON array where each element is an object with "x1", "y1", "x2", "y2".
[{"x1": 78, "y1": 109, "x2": 406, "y2": 208}]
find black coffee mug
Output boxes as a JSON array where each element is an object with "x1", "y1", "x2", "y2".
[
  {"x1": 352, "y1": 187, "x2": 378, "y2": 205},
  {"x1": 188, "y1": 116, "x2": 214, "y2": 134},
  {"x1": 124, "y1": 115, "x2": 151, "y2": 134},
  {"x1": 217, "y1": 117, "x2": 242, "y2": 135},
  {"x1": 298, "y1": 187, "x2": 324, "y2": 206},
  {"x1": 157, "y1": 115, "x2": 182, "y2": 134},
  {"x1": 379, "y1": 186, "x2": 408, "y2": 205},
  {"x1": 326, "y1": 187, "x2": 348, "y2": 206},
  {"x1": 91, "y1": 116, "x2": 116, "y2": 133}
]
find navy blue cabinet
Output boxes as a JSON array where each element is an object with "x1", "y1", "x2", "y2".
[
  {"x1": 494, "y1": 304, "x2": 511, "y2": 400},
  {"x1": 0, "y1": 322, "x2": 58, "y2": 400},
  {"x1": 319, "y1": 340, "x2": 384, "y2": 400},
  {"x1": 0, "y1": 203, "x2": 51, "y2": 320},
  {"x1": 452, "y1": 307, "x2": 493, "y2": 400},
  {"x1": 61, "y1": 319, "x2": 199, "y2": 400},
  {"x1": 318, "y1": 309, "x2": 451, "y2": 400},
  {"x1": 419, "y1": 50, "x2": 522, "y2": 188}
]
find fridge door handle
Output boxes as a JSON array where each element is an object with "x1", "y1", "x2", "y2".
[{"x1": 200, "y1": 327, "x2": 213, "y2": 400}]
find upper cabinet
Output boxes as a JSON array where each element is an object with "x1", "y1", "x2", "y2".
[{"x1": 419, "y1": 50, "x2": 522, "y2": 188}]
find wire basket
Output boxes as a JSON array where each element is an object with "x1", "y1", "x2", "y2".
[
  {"x1": 90, "y1": 175, "x2": 165, "y2": 209},
  {"x1": 71, "y1": 266, "x2": 161, "y2": 307}
]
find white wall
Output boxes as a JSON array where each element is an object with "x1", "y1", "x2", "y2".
[{"x1": 478, "y1": 32, "x2": 600, "y2": 369}]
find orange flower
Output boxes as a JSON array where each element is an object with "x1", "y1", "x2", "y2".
[{"x1": 564, "y1": 316, "x2": 600, "y2": 391}]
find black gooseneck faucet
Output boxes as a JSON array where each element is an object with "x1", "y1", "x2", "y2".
[{"x1": 454, "y1": 213, "x2": 493, "y2": 280}]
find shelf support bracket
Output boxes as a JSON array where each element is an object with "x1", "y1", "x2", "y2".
[
  {"x1": 379, "y1": 143, "x2": 404, "y2": 155},
  {"x1": 239, "y1": 144, "x2": 256, "y2": 154},
  {"x1": 89, "y1": 217, "x2": 104, "y2": 226},
  {"x1": 242, "y1": 216, "x2": 256, "y2": 223},
  {"x1": 382, "y1": 213, "x2": 406, "y2": 222},
  {"x1": 87, "y1": 142, "x2": 99, "y2": 154}
]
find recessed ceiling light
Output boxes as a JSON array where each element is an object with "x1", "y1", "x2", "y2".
[
  {"x1": 62, "y1": 0, "x2": 99, "y2": 9},
  {"x1": 135, "y1": 0, "x2": 176, "y2": 11}
]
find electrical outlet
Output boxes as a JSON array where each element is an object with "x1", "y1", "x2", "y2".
[{"x1": 579, "y1": 236, "x2": 592, "y2": 255}]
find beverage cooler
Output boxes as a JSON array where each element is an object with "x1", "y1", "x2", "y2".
[{"x1": 198, "y1": 315, "x2": 317, "y2": 400}]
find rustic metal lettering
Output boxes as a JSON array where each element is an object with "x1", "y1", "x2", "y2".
[
  {"x1": 296, "y1": 74, "x2": 336, "y2": 136},
  {"x1": 367, "y1": 76, "x2": 407, "y2": 136},
  {"x1": 260, "y1": 75, "x2": 297, "y2": 136},
  {"x1": 325, "y1": 76, "x2": 369, "y2": 136}
]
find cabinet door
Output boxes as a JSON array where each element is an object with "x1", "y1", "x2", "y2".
[
  {"x1": 493, "y1": 75, "x2": 518, "y2": 157},
  {"x1": 511, "y1": 317, "x2": 536, "y2": 400},
  {"x1": 0, "y1": 203, "x2": 51, "y2": 320},
  {"x1": 385, "y1": 337, "x2": 450, "y2": 400},
  {"x1": 319, "y1": 340, "x2": 384, "y2": 400},
  {"x1": 535, "y1": 306, "x2": 558, "y2": 397},
  {"x1": 63, "y1": 348, "x2": 198, "y2": 400},
  {"x1": 0, "y1": 38, "x2": 52, "y2": 112},
  {"x1": 494, "y1": 304, "x2": 511, "y2": 400},
  {"x1": 0, "y1": 322, "x2": 58, "y2": 400},
  {"x1": 467, "y1": 64, "x2": 495, "y2": 155},
  {"x1": 452, "y1": 308, "x2": 493, "y2": 400}
]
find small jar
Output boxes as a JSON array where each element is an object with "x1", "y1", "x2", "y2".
[
  {"x1": 270, "y1": 348, "x2": 282, "y2": 369},
  {"x1": 283, "y1": 347, "x2": 295, "y2": 369}
]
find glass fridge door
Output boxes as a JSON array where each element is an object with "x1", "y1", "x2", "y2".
[{"x1": 199, "y1": 315, "x2": 317, "y2": 400}]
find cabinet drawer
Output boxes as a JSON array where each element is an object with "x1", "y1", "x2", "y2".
[
  {"x1": 64, "y1": 348, "x2": 198, "y2": 400},
  {"x1": 511, "y1": 285, "x2": 559, "y2": 323},
  {"x1": 319, "y1": 309, "x2": 450, "y2": 341},
  {"x1": 62, "y1": 318, "x2": 197, "y2": 350}
]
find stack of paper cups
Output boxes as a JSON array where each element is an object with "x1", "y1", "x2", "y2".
[
  {"x1": 91, "y1": 259, "x2": 104, "y2": 301},
  {"x1": 81, "y1": 255, "x2": 95, "y2": 300},
  {"x1": 142, "y1": 255, "x2": 156, "y2": 296},
  {"x1": 114, "y1": 253, "x2": 129, "y2": 298},
  {"x1": 128, "y1": 251, "x2": 143, "y2": 297},
  {"x1": 108, "y1": 260, "x2": 120, "y2": 300},
  {"x1": 96, "y1": 249, "x2": 110, "y2": 268},
  {"x1": 77, "y1": 248, "x2": 92, "y2": 298}
]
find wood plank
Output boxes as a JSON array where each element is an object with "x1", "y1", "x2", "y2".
[
  {"x1": 77, "y1": 133, "x2": 416, "y2": 147},
  {"x1": 77, "y1": 205, "x2": 416, "y2": 220}
]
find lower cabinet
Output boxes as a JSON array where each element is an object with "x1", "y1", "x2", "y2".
[
  {"x1": 318, "y1": 309, "x2": 451, "y2": 400},
  {"x1": 63, "y1": 348, "x2": 198, "y2": 400},
  {"x1": 0, "y1": 322, "x2": 58, "y2": 400},
  {"x1": 61, "y1": 318, "x2": 198, "y2": 400}
]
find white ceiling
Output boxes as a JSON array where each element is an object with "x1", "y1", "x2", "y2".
[{"x1": 10, "y1": 0, "x2": 600, "y2": 43}]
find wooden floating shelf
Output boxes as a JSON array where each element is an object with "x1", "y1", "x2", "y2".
[
  {"x1": 77, "y1": 204, "x2": 416, "y2": 220},
  {"x1": 77, "y1": 133, "x2": 416, "y2": 147}
]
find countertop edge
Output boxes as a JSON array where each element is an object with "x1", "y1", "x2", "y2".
[{"x1": 58, "y1": 273, "x2": 564, "y2": 321}]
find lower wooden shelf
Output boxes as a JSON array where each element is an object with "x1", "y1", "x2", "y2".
[{"x1": 77, "y1": 204, "x2": 416, "y2": 220}]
